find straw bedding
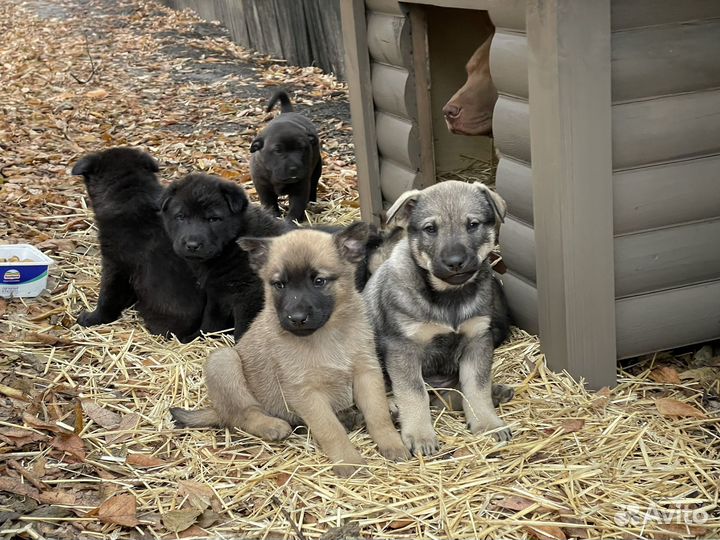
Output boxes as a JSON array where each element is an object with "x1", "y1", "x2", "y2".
[{"x1": 0, "y1": 0, "x2": 718, "y2": 538}]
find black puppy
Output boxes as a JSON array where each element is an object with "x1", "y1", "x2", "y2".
[
  {"x1": 71, "y1": 148, "x2": 205, "y2": 341},
  {"x1": 160, "y1": 173, "x2": 291, "y2": 339},
  {"x1": 250, "y1": 90, "x2": 322, "y2": 223}
]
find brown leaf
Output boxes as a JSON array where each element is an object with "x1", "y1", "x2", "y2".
[
  {"x1": 525, "y1": 524, "x2": 567, "y2": 540},
  {"x1": 98, "y1": 493, "x2": 139, "y2": 528},
  {"x1": 177, "y1": 524, "x2": 209, "y2": 538},
  {"x1": 162, "y1": 508, "x2": 202, "y2": 533},
  {"x1": 453, "y1": 447, "x2": 473, "y2": 458},
  {"x1": 126, "y1": 453, "x2": 167, "y2": 468},
  {"x1": 655, "y1": 398, "x2": 706, "y2": 418},
  {"x1": 38, "y1": 489, "x2": 76, "y2": 505},
  {"x1": 654, "y1": 523, "x2": 707, "y2": 540},
  {"x1": 0, "y1": 477, "x2": 75, "y2": 506},
  {"x1": 679, "y1": 367, "x2": 720, "y2": 383},
  {"x1": 560, "y1": 419, "x2": 585, "y2": 433},
  {"x1": 107, "y1": 413, "x2": 140, "y2": 444},
  {"x1": 0, "y1": 298, "x2": 6, "y2": 317},
  {"x1": 273, "y1": 472, "x2": 291, "y2": 487},
  {"x1": 0, "y1": 426, "x2": 47, "y2": 447},
  {"x1": 178, "y1": 480, "x2": 214, "y2": 511},
  {"x1": 495, "y1": 495, "x2": 535, "y2": 512},
  {"x1": 23, "y1": 412, "x2": 62, "y2": 433},
  {"x1": 197, "y1": 509, "x2": 221, "y2": 529},
  {"x1": 650, "y1": 366, "x2": 682, "y2": 385},
  {"x1": 26, "y1": 331, "x2": 75, "y2": 347},
  {"x1": 50, "y1": 433, "x2": 86, "y2": 462},
  {"x1": 85, "y1": 88, "x2": 109, "y2": 99},
  {"x1": 74, "y1": 400, "x2": 84, "y2": 434},
  {"x1": 388, "y1": 519, "x2": 414, "y2": 530},
  {"x1": 82, "y1": 400, "x2": 121, "y2": 429}
]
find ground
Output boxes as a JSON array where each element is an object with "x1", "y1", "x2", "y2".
[{"x1": 0, "y1": 1, "x2": 718, "y2": 539}]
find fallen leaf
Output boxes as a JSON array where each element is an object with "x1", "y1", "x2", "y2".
[
  {"x1": 85, "y1": 88, "x2": 109, "y2": 99},
  {"x1": 82, "y1": 400, "x2": 121, "y2": 429},
  {"x1": 178, "y1": 480, "x2": 214, "y2": 511},
  {"x1": 50, "y1": 433, "x2": 86, "y2": 462},
  {"x1": 162, "y1": 508, "x2": 202, "y2": 533},
  {"x1": 0, "y1": 426, "x2": 47, "y2": 447},
  {"x1": 107, "y1": 413, "x2": 140, "y2": 444},
  {"x1": 0, "y1": 298, "x2": 6, "y2": 317},
  {"x1": 591, "y1": 386, "x2": 611, "y2": 410},
  {"x1": 197, "y1": 509, "x2": 221, "y2": 528},
  {"x1": 98, "y1": 493, "x2": 139, "y2": 527},
  {"x1": 74, "y1": 400, "x2": 84, "y2": 434},
  {"x1": 655, "y1": 398, "x2": 706, "y2": 418},
  {"x1": 560, "y1": 419, "x2": 585, "y2": 433},
  {"x1": 25, "y1": 331, "x2": 75, "y2": 347},
  {"x1": 525, "y1": 524, "x2": 567, "y2": 540},
  {"x1": 126, "y1": 453, "x2": 167, "y2": 468},
  {"x1": 654, "y1": 523, "x2": 707, "y2": 539},
  {"x1": 319, "y1": 522, "x2": 360, "y2": 540},
  {"x1": 495, "y1": 495, "x2": 535, "y2": 512},
  {"x1": 388, "y1": 519, "x2": 414, "y2": 529},
  {"x1": 650, "y1": 366, "x2": 682, "y2": 385},
  {"x1": 0, "y1": 477, "x2": 75, "y2": 505},
  {"x1": 452, "y1": 447, "x2": 472, "y2": 458},
  {"x1": 273, "y1": 472, "x2": 291, "y2": 487},
  {"x1": 23, "y1": 412, "x2": 62, "y2": 433},
  {"x1": 177, "y1": 524, "x2": 209, "y2": 538},
  {"x1": 680, "y1": 367, "x2": 720, "y2": 383}
]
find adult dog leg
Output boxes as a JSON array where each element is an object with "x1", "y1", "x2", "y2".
[
  {"x1": 293, "y1": 394, "x2": 365, "y2": 477},
  {"x1": 77, "y1": 260, "x2": 136, "y2": 326},
  {"x1": 352, "y1": 356, "x2": 409, "y2": 461},
  {"x1": 385, "y1": 340, "x2": 439, "y2": 456},
  {"x1": 459, "y1": 333, "x2": 512, "y2": 441}
]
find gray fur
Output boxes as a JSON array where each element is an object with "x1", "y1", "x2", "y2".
[{"x1": 364, "y1": 181, "x2": 512, "y2": 455}]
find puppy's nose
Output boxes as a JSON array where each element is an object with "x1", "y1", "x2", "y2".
[
  {"x1": 441, "y1": 252, "x2": 468, "y2": 272},
  {"x1": 443, "y1": 104, "x2": 462, "y2": 119},
  {"x1": 185, "y1": 240, "x2": 202, "y2": 252},
  {"x1": 288, "y1": 165, "x2": 299, "y2": 175},
  {"x1": 287, "y1": 311, "x2": 309, "y2": 326}
]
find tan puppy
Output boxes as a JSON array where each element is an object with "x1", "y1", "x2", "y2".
[{"x1": 171, "y1": 223, "x2": 408, "y2": 476}]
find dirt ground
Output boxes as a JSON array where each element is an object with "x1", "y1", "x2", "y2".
[{"x1": 0, "y1": 1, "x2": 719, "y2": 539}]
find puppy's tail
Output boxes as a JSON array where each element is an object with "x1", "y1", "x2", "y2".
[
  {"x1": 170, "y1": 407, "x2": 221, "y2": 428},
  {"x1": 266, "y1": 90, "x2": 294, "y2": 113}
]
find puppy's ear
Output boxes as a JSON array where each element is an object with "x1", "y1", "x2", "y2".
[
  {"x1": 221, "y1": 182, "x2": 249, "y2": 214},
  {"x1": 385, "y1": 189, "x2": 421, "y2": 228},
  {"x1": 158, "y1": 184, "x2": 178, "y2": 213},
  {"x1": 139, "y1": 152, "x2": 160, "y2": 173},
  {"x1": 333, "y1": 221, "x2": 370, "y2": 264},
  {"x1": 474, "y1": 182, "x2": 506, "y2": 224},
  {"x1": 237, "y1": 237, "x2": 272, "y2": 272},
  {"x1": 250, "y1": 137, "x2": 264, "y2": 153},
  {"x1": 71, "y1": 153, "x2": 98, "y2": 177},
  {"x1": 307, "y1": 132, "x2": 318, "y2": 146}
]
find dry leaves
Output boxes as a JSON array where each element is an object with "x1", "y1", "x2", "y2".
[
  {"x1": 0, "y1": 477, "x2": 75, "y2": 506},
  {"x1": 97, "y1": 493, "x2": 139, "y2": 528},
  {"x1": 82, "y1": 400, "x2": 121, "y2": 429},
  {"x1": 50, "y1": 433, "x2": 86, "y2": 462},
  {"x1": 650, "y1": 366, "x2": 682, "y2": 385},
  {"x1": 162, "y1": 508, "x2": 202, "y2": 533},
  {"x1": 178, "y1": 480, "x2": 215, "y2": 511},
  {"x1": 126, "y1": 453, "x2": 167, "y2": 468},
  {"x1": 525, "y1": 524, "x2": 567, "y2": 540},
  {"x1": 655, "y1": 398, "x2": 706, "y2": 418}
]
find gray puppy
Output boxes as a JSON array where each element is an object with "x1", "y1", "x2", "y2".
[
  {"x1": 250, "y1": 90, "x2": 322, "y2": 222},
  {"x1": 363, "y1": 180, "x2": 512, "y2": 456}
]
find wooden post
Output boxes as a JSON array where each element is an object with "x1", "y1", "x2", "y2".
[
  {"x1": 341, "y1": 0, "x2": 383, "y2": 224},
  {"x1": 526, "y1": 0, "x2": 617, "y2": 388}
]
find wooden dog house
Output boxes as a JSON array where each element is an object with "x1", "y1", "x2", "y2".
[{"x1": 341, "y1": 0, "x2": 720, "y2": 388}]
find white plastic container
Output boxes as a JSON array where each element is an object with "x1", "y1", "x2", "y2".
[{"x1": 0, "y1": 244, "x2": 55, "y2": 298}]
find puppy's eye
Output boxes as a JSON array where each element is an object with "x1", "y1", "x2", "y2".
[
  {"x1": 207, "y1": 216, "x2": 222, "y2": 223},
  {"x1": 175, "y1": 213, "x2": 185, "y2": 222},
  {"x1": 273, "y1": 146, "x2": 282, "y2": 154},
  {"x1": 313, "y1": 277, "x2": 327, "y2": 288},
  {"x1": 423, "y1": 223, "x2": 437, "y2": 235},
  {"x1": 467, "y1": 220, "x2": 481, "y2": 232},
  {"x1": 272, "y1": 281, "x2": 286, "y2": 290}
]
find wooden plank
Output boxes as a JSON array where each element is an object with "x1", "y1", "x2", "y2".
[
  {"x1": 613, "y1": 89, "x2": 720, "y2": 169},
  {"x1": 370, "y1": 63, "x2": 413, "y2": 117},
  {"x1": 611, "y1": 0, "x2": 720, "y2": 31},
  {"x1": 501, "y1": 271, "x2": 539, "y2": 334},
  {"x1": 214, "y1": 0, "x2": 250, "y2": 47},
  {"x1": 402, "y1": 0, "x2": 492, "y2": 10},
  {"x1": 379, "y1": 159, "x2": 419, "y2": 203},
  {"x1": 408, "y1": 4, "x2": 436, "y2": 189},
  {"x1": 612, "y1": 20, "x2": 720, "y2": 102},
  {"x1": 341, "y1": 0, "x2": 383, "y2": 222},
  {"x1": 494, "y1": 157, "x2": 533, "y2": 225},
  {"x1": 273, "y1": 0, "x2": 312, "y2": 66},
  {"x1": 493, "y1": 96, "x2": 530, "y2": 164},
  {"x1": 366, "y1": 0, "x2": 403, "y2": 15},
  {"x1": 488, "y1": 0, "x2": 526, "y2": 31},
  {"x1": 499, "y1": 215, "x2": 536, "y2": 284},
  {"x1": 490, "y1": 31, "x2": 529, "y2": 99},
  {"x1": 366, "y1": 12, "x2": 411, "y2": 67},
  {"x1": 375, "y1": 112, "x2": 420, "y2": 169},
  {"x1": 527, "y1": 0, "x2": 616, "y2": 389},
  {"x1": 616, "y1": 279, "x2": 720, "y2": 359}
]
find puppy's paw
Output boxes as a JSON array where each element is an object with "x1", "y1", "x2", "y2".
[
  {"x1": 401, "y1": 427, "x2": 440, "y2": 457},
  {"x1": 492, "y1": 425, "x2": 513, "y2": 442},
  {"x1": 491, "y1": 383, "x2": 515, "y2": 407},
  {"x1": 376, "y1": 436, "x2": 411, "y2": 462},
  {"x1": 332, "y1": 463, "x2": 366, "y2": 478},
  {"x1": 254, "y1": 417, "x2": 292, "y2": 441},
  {"x1": 76, "y1": 309, "x2": 103, "y2": 327},
  {"x1": 468, "y1": 416, "x2": 512, "y2": 442}
]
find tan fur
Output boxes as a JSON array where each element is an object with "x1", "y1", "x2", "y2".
[{"x1": 174, "y1": 229, "x2": 408, "y2": 476}]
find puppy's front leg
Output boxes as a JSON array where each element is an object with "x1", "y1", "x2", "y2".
[
  {"x1": 353, "y1": 357, "x2": 409, "y2": 461},
  {"x1": 459, "y1": 333, "x2": 512, "y2": 441},
  {"x1": 286, "y1": 183, "x2": 311, "y2": 222},
  {"x1": 385, "y1": 339, "x2": 439, "y2": 456},
  {"x1": 256, "y1": 181, "x2": 281, "y2": 217},
  {"x1": 77, "y1": 260, "x2": 136, "y2": 326},
  {"x1": 292, "y1": 394, "x2": 365, "y2": 477}
]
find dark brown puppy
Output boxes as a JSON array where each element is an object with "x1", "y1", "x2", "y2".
[
  {"x1": 250, "y1": 90, "x2": 322, "y2": 222},
  {"x1": 72, "y1": 148, "x2": 205, "y2": 341},
  {"x1": 160, "y1": 173, "x2": 292, "y2": 339}
]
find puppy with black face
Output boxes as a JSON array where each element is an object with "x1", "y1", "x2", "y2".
[
  {"x1": 170, "y1": 223, "x2": 408, "y2": 477},
  {"x1": 71, "y1": 148, "x2": 205, "y2": 341},
  {"x1": 364, "y1": 181, "x2": 513, "y2": 456},
  {"x1": 160, "y1": 173, "x2": 291, "y2": 339},
  {"x1": 250, "y1": 90, "x2": 322, "y2": 223}
]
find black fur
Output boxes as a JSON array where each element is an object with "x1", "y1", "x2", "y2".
[
  {"x1": 250, "y1": 90, "x2": 322, "y2": 222},
  {"x1": 160, "y1": 173, "x2": 292, "y2": 339},
  {"x1": 72, "y1": 148, "x2": 205, "y2": 341}
]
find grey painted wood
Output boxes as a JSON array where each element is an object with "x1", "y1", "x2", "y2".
[
  {"x1": 494, "y1": 157, "x2": 533, "y2": 225},
  {"x1": 487, "y1": 0, "x2": 526, "y2": 31},
  {"x1": 401, "y1": 0, "x2": 492, "y2": 9},
  {"x1": 493, "y1": 96, "x2": 530, "y2": 164},
  {"x1": 370, "y1": 63, "x2": 413, "y2": 117},
  {"x1": 499, "y1": 215, "x2": 536, "y2": 285},
  {"x1": 527, "y1": 0, "x2": 616, "y2": 389},
  {"x1": 611, "y1": 0, "x2": 720, "y2": 31},
  {"x1": 379, "y1": 159, "x2": 419, "y2": 202},
  {"x1": 501, "y1": 271, "x2": 539, "y2": 335},
  {"x1": 612, "y1": 20, "x2": 720, "y2": 102},
  {"x1": 375, "y1": 112, "x2": 420, "y2": 169},
  {"x1": 613, "y1": 89, "x2": 720, "y2": 169},
  {"x1": 616, "y1": 279, "x2": 720, "y2": 359},
  {"x1": 365, "y1": 0, "x2": 403, "y2": 15},
  {"x1": 342, "y1": 0, "x2": 383, "y2": 222},
  {"x1": 491, "y1": 31, "x2": 529, "y2": 100},
  {"x1": 366, "y1": 12, "x2": 411, "y2": 67}
]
